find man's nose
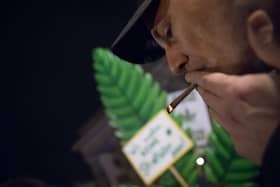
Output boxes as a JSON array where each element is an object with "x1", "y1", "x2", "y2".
[{"x1": 165, "y1": 47, "x2": 188, "y2": 74}]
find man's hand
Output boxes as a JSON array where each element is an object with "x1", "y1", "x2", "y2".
[{"x1": 185, "y1": 71, "x2": 280, "y2": 165}]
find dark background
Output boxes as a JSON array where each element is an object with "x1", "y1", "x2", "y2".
[{"x1": 1, "y1": 0, "x2": 136, "y2": 186}]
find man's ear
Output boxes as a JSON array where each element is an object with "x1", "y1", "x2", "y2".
[{"x1": 247, "y1": 9, "x2": 280, "y2": 69}]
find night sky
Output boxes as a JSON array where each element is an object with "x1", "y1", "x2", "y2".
[{"x1": 2, "y1": 0, "x2": 136, "y2": 185}]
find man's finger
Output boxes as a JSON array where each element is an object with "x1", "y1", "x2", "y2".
[
  {"x1": 197, "y1": 87, "x2": 225, "y2": 113},
  {"x1": 186, "y1": 71, "x2": 235, "y2": 97}
]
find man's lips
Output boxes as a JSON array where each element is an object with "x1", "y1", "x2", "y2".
[
  {"x1": 185, "y1": 67, "x2": 206, "y2": 74},
  {"x1": 184, "y1": 58, "x2": 207, "y2": 73},
  {"x1": 184, "y1": 67, "x2": 206, "y2": 83}
]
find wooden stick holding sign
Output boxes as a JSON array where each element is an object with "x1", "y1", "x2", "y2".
[
  {"x1": 123, "y1": 111, "x2": 194, "y2": 186},
  {"x1": 169, "y1": 165, "x2": 189, "y2": 187}
]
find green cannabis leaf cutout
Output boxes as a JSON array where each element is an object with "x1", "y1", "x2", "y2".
[
  {"x1": 205, "y1": 119, "x2": 260, "y2": 187},
  {"x1": 93, "y1": 48, "x2": 167, "y2": 143},
  {"x1": 93, "y1": 48, "x2": 199, "y2": 187}
]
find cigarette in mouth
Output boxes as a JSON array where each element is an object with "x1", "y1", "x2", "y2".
[{"x1": 166, "y1": 83, "x2": 197, "y2": 113}]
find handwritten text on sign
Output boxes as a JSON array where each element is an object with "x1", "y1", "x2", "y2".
[{"x1": 123, "y1": 110, "x2": 193, "y2": 185}]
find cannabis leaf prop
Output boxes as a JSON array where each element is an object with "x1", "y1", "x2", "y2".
[
  {"x1": 93, "y1": 48, "x2": 199, "y2": 186},
  {"x1": 205, "y1": 120, "x2": 260, "y2": 187},
  {"x1": 93, "y1": 48, "x2": 167, "y2": 143}
]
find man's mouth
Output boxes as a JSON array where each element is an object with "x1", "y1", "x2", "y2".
[
  {"x1": 185, "y1": 67, "x2": 205, "y2": 74},
  {"x1": 184, "y1": 58, "x2": 207, "y2": 73}
]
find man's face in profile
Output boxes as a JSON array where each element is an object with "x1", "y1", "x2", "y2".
[{"x1": 151, "y1": 0, "x2": 265, "y2": 75}]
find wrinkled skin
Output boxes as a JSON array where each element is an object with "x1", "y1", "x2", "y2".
[
  {"x1": 152, "y1": 0, "x2": 280, "y2": 164},
  {"x1": 186, "y1": 71, "x2": 280, "y2": 165},
  {"x1": 184, "y1": 9, "x2": 280, "y2": 164},
  {"x1": 152, "y1": 0, "x2": 266, "y2": 75}
]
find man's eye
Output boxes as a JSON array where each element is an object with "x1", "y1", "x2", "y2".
[{"x1": 166, "y1": 25, "x2": 173, "y2": 40}]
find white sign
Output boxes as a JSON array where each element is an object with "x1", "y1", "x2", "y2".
[
  {"x1": 167, "y1": 89, "x2": 211, "y2": 147},
  {"x1": 123, "y1": 110, "x2": 193, "y2": 185}
]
